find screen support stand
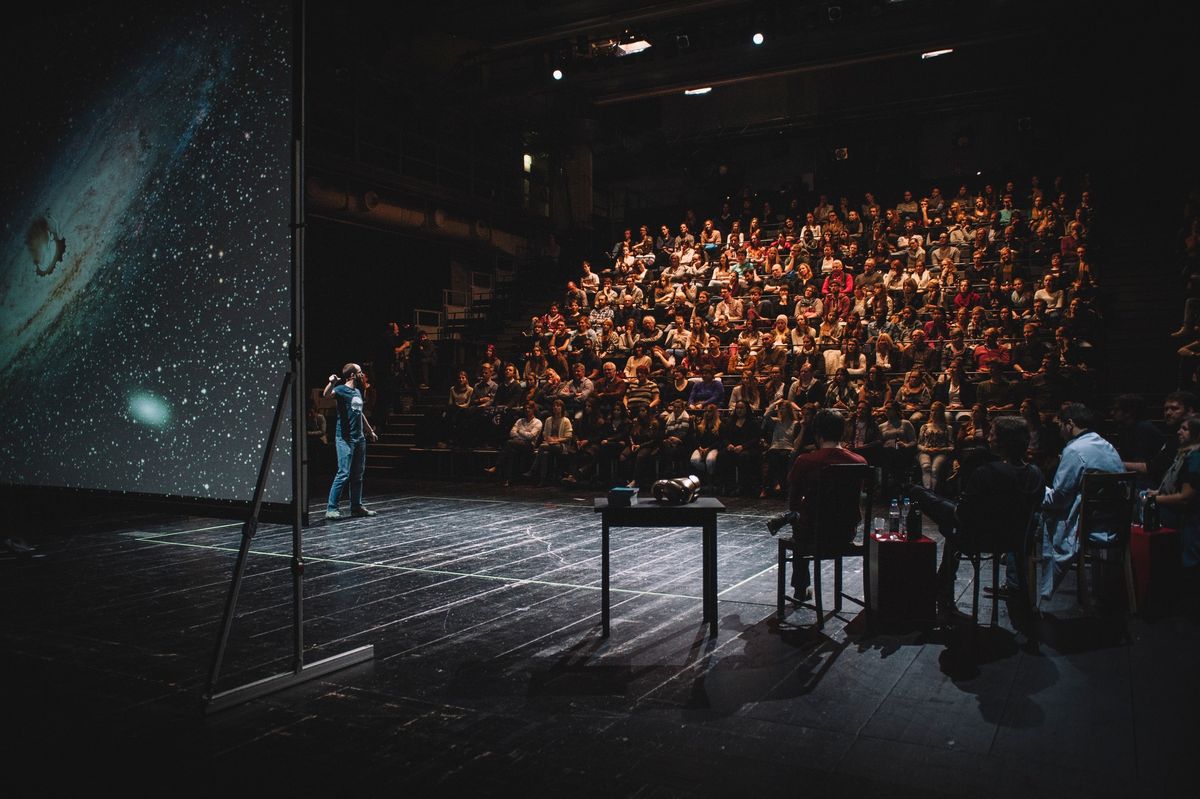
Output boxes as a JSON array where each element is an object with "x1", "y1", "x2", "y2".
[
  {"x1": 202, "y1": 373, "x2": 374, "y2": 714},
  {"x1": 203, "y1": 0, "x2": 373, "y2": 713}
]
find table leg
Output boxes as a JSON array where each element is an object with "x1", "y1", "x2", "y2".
[
  {"x1": 602, "y1": 519, "x2": 610, "y2": 638},
  {"x1": 704, "y1": 517, "x2": 717, "y2": 637}
]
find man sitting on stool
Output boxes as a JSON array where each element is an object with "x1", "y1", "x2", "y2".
[
  {"x1": 767, "y1": 409, "x2": 867, "y2": 601},
  {"x1": 905, "y1": 416, "x2": 1044, "y2": 621}
]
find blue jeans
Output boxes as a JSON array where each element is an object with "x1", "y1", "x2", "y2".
[{"x1": 327, "y1": 437, "x2": 366, "y2": 511}]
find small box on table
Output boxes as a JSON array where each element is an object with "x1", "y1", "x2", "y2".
[{"x1": 607, "y1": 487, "x2": 639, "y2": 507}]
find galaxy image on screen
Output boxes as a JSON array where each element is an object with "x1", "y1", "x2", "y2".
[{"x1": 0, "y1": 1, "x2": 293, "y2": 503}]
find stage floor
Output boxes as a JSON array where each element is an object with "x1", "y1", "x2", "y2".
[{"x1": 2, "y1": 480, "x2": 1197, "y2": 796}]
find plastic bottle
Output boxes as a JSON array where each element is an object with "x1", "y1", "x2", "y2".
[
  {"x1": 900, "y1": 497, "x2": 911, "y2": 538},
  {"x1": 1143, "y1": 496, "x2": 1160, "y2": 532},
  {"x1": 889, "y1": 499, "x2": 900, "y2": 535},
  {"x1": 906, "y1": 499, "x2": 921, "y2": 541}
]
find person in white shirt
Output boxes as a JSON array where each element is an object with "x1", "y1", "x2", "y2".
[{"x1": 489, "y1": 401, "x2": 543, "y2": 485}]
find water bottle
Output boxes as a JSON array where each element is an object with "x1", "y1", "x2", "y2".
[
  {"x1": 900, "y1": 497, "x2": 911, "y2": 537},
  {"x1": 1136, "y1": 490, "x2": 1148, "y2": 526},
  {"x1": 889, "y1": 499, "x2": 900, "y2": 535},
  {"x1": 906, "y1": 498, "x2": 921, "y2": 541},
  {"x1": 1143, "y1": 496, "x2": 1160, "y2": 532}
]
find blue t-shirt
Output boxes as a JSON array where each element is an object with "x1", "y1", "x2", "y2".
[{"x1": 332, "y1": 384, "x2": 364, "y2": 443}]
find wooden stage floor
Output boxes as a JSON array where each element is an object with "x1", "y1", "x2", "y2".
[{"x1": 2, "y1": 480, "x2": 1197, "y2": 796}]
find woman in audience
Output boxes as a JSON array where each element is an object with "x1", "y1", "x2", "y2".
[
  {"x1": 721, "y1": 399, "x2": 762, "y2": 496},
  {"x1": 955, "y1": 403, "x2": 991, "y2": 463},
  {"x1": 596, "y1": 403, "x2": 630, "y2": 485},
  {"x1": 895, "y1": 368, "x2": 932, "y2": 415},
  {"x1": 690, "y1": 403, "x2": 723, "y2": 483},
  {"x1": 728, "y1": 368, "x2": 763, "y2": 411},
  {"x1": 523, "y1": 343, "x2": 548, "y2": 385},
  {"x1": 859, "y1": 366, "x2": 892, "y2": 409},
  {"x1": 825, "y1": 367, "x2": 856, "y2": 409},
  {"x1": 917, "y1": 400, "x2": 954, "y2": 491},
  {"x1": 568, "y1": 396, "x2": 606, "y2": 485},
  {"x1": 761, "y1": 398, "x2": 801, "y2": 497},
  {"x1": 623, "y1": 404, "x2": 662, "y2": 489},
  {"x1": 623, "y1": 342, "x2": 652, "y2": 379},
  {"x1": 653, "y1": 273, "x2": 675, "y2": 308}
]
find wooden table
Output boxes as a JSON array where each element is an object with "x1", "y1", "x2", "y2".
[{"x1": 594, "y1": 497, "x2": 726, "y2": 638}]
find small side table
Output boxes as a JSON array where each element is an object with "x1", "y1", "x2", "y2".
[
  {"x1": 1130, "y1": 524, "x2": 1181, "y2": 615},
  {"x1": 869, "y1": 534, "x2": 937, "y2": 624}
]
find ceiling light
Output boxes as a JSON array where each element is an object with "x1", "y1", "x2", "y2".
[
  {"x1": 552, "y1": 69, "x2": 563, "y2": 80},
  {"x1": 616, "y1": 38, "x2": 652, "y2": 56},
  {"x1": 921, "y1": 49, "x2": 954, "y2": 60},
  {"x1": 752, "y1": 32, "x2": 764, "y2": 45},
  {"x1": 684, "y1": 87, "x2": 712, "y2": 96}
]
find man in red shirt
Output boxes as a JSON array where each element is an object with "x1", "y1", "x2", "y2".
[{"x1": 768, "y1": 410, "x2": 867, "y2": 599}]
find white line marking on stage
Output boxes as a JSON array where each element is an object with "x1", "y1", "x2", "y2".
[{"x1": 717, "y1": 563, "x2": 779, "y2": 596}]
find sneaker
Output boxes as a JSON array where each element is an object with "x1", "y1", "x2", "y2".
[
  {"x1": 351, "y1": 507, "x2": 377, "y2": 518},
  {"x1": 766, "y1": 511, "x2": 797, "y2": 536},
  {"x1": 325, "y1": 509, "x2": 342, "y2": 520},
  {"x1": 983, "y1": 584, "x2": 1015, "y2": 599}
]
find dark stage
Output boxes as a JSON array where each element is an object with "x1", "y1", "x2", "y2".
[{"x1": 3, "y1": 482, "x2": 1196, "y2": 796}]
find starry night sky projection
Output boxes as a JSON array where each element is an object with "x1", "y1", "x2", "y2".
[{"x1": 0, "y1": 1, "x2": 294, "y2": 503}]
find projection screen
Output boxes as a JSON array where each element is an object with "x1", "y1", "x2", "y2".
[{"x1": 0, "y1": 1, "x2": 295, "y2": 505}]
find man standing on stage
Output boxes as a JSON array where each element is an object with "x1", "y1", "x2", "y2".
[{"x1": 324, "y1": 363, "x2": 378, "y2": 520}]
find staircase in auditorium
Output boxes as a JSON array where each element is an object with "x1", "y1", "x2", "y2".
[{"x1": 367, "y1": 265, "x2": 553, "y2": 478}]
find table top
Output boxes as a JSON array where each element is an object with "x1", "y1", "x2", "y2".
[
  {"x1": 594, "y1": 497, "x2": 726, "y2": 513},
  {"x1": 871, "y1": 534, "x2": 935, "y2": 545},
  {"x1": 1132, "y1": 523, "x2": 1178, "y2": 537}
]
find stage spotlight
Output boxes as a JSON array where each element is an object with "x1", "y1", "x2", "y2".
[
  {"x1": 552, "y1": 68, "x2": 564, "y2": 80},
  {"x1": 752, "y1": 32, "x2": 764, "y2": 45},
  {"x1": 684, "y1": 87, "x2": 712, "y2": 95},
  {"x1": 921, "y1": 48, "x2": 953, "y2": 60}
]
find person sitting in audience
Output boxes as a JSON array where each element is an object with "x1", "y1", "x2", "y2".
[
  {"x1": 623, "y1": 404, "x2": 662, "y2": 489},
  {"x1": 725, "y1": 368, "x2": 761, "y2": 411},
  {"x1": 918, "y1": 401, "x2": 955, "y2": 492},
  {"x1": 567, "y1": 397, "x2": 606, "y2": 485},
  {"x1": 956, "y1": 403, "x2": 992, "y2": 466},
  {"x1": 488, "y1": 400, "x2": 542, "y2": 486},
  {"x1": 721, "y1": 399, "x2": 763, "y2": 496},
  {"x1": 659, "y1": 398, "x2": 694, "y2": 477},
  {"x1": 879, "y1": 400, "x2": 918, "y2": 498},
  {"x1": 973, "y1": 328, "x2": 1012, "y2": 370},
  {"x1": 975, "y1": 361, "x2": 1016, "y2": 411},
  {"x1": 623, "y1": 364, "x2": 660, "y2": 415},
  {"x1": 825, "y1": 367, "x2": 857, "y2": 409},
  {"x1": 762, "y1": 398, "x2": 802, "y2": 496}
]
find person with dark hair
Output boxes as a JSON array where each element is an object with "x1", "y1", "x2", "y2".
[
  {"x1": 907, "y1": 416, "x2": 1044, "y2": 620},
  {"x1": 323, "y1": 363, "x2": 378, "y2": 520},
  {"x1": 1126, "y1": 391, "x2": 1198, "y2": 488},
  {"x1": 1147, "y1": 415, "x2": 1200, "y2": 572},
  {"x1": 1039, "y1": 402, "x2": 1125, "y2": 602},
  {"x1": 1112, "y1": 394, "x2": 1167, "y2": 491},
  {"x1": 769, "y1": 409, "x2": 868, "y2": 600}
]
